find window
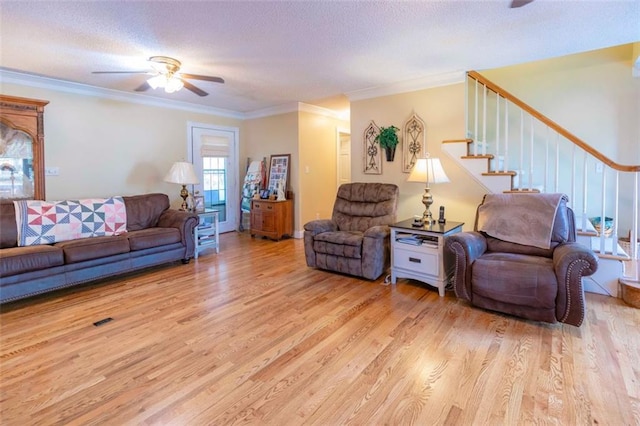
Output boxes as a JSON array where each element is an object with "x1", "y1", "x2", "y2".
[{"x1": 202, "y1": 156, "x2": 227, "y2": 221}]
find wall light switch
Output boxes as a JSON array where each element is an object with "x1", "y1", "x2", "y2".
[
  {"x1": 45, "y1": 167, "x2": 60, "y2": 176},
  {"x1": 595, "y1": 163, "x2": 603, "y2": 174},
  {"x1": 305, "y1": 165, "x2": 310, "y2": 174}
]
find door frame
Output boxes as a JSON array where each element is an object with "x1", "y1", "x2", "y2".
[
  {"x1": 336, "y1": 127, "x2": 351, "y2": 190},
  {"x1": 187, "y1": 121, "x2": 239, "y2": 233}
]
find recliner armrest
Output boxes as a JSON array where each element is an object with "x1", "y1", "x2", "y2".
[
  {"x1": 363, "y1": 225, "x2": 390, "y2": 239},
  {"x1": 303, "y1": 219, "x2": 337, "y2": 235},
  {"x1": 444, "y1": 232, "x2": 488, "y2": 301},
  {"x1": 553, "y1": 242, "x2": 598, "y2": 277},
  {"x1": 445, "y1": 232, "x2": 487, "y2": 264},
  {"x1": 552, "y1": 242, "x2": 598, "y2": 326}
]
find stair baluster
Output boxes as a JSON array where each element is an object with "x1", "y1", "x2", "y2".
[{"x1": 446, "y1": 70, "x2": 640, "y2": 291}]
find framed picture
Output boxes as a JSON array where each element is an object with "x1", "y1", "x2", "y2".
[
  {"x1": 267, "y1": 154, "x2": 291, "y2": 192},
  {"x1": 193, "y1": 195, "x2": 205, "y2": 213},
  {"x1": 260, "y1": 189, "x2": 271, "y2": 199}
]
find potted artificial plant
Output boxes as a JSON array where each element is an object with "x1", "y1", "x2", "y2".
[{"x1": 375, "y1": 125, "x2": 400, "y2": 161}]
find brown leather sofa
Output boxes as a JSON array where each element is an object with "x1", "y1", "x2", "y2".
[
  {"x1": 0, "y1": 193, "x2": 198, "y2": 303},
  {"x1": 303, "y1": 182, "x2": 399, "y2": 280},
  {"x1": 444, "y1": 193, "x2": 598, "y2": 326}
]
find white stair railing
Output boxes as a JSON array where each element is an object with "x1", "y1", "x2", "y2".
[{"x1": 465, "y1": 71, "x2": 640, "y2": 272}]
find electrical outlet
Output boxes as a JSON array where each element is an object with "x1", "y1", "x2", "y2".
[
  {"x1": 595, "y1": 163, "x2": 603, "y2": 174},
  {"x1": 45, "y1": 167, "x2": 60, "y2": 176}
]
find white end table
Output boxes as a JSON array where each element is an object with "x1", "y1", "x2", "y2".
[
  {"x1": 194, "y1": 209, "x2": 219, "y2": 258},
  {"x1": 390, "y1": 219, "x2": 464, "y2": 296}
]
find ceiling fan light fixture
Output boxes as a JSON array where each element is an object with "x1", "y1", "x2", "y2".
[
  {"x1": 94, "y1": 55, "x2": 219, "y2": 97},
  {"x1": 147, "y1": 74, "x2": 167, "y2": 89},
  {"x1": 165, "y1": 76, "x2": 184, "y2": 93}
]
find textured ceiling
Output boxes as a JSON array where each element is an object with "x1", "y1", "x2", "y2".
[{"x1": 1, "y1": 1, "x2": 639, "y2": 114}]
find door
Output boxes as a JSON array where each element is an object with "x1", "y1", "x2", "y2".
[
  {"x1": 188, "y1": 122, "x2": 238, "y2": 233},
  {"x1": 337, "y1": 128, "x2": 351, "y2": 189}
]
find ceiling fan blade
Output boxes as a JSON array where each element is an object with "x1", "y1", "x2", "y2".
[
  {"x1": 181, "y1": 73, "x2": 225, "y2": 84},
  {"x1": 510, "y1": 0, "x2": 534, "y2": 7},
  {"x1": 92, "y1": 71, "x2": 150, "y2": 74},
  {"x1": 134, "y1": 81, "x2": 151, "y2": 92},
  {"x1": 182, "y1": 81, "x2": 209, "y2": 97}
]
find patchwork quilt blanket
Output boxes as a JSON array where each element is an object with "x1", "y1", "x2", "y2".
[{"x1": 14, "y1": 197, "x2": 127, "y2": 247}]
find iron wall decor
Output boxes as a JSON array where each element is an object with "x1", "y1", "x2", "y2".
[
  {"x1": 363, "y1": 121, "x2": 382, "y2": 175},
  {"x1": 402, "y1": 113, "x2": 425, "y2": 173}
]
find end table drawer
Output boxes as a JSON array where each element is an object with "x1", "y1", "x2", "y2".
[{"x1": 393, "y1": 246, "x2": 439, "y2": 274}]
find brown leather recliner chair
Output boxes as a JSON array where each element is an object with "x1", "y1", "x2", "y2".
[
  {"x1": 304, "y1": 182, "x2": 399, "y2": 280},
  {"x1": 444, "y1": 193, "x2": 598, "y2": 326}
]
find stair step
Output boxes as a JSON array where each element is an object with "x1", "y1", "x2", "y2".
[
  {"x1": 442, "y1": 138, "x2": 473, "y2": 144},
  {"x1": 462, "y1": 154, "x2": 494, "y2": 160},
  {"x1": 482, "y1": 171, "x2": 517, "y2": 176},
  {"x1": 590, "y1": 237, "x2": 631, "y2": 261},
  {"x1": 577, "y1": 230, "x2": 599, "y2": 237},
  {"x1": 503, "y1": 188, "x2": 541, "y2": 193}
]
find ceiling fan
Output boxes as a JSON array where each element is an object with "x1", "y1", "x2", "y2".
[{"x1": 92, "y1": 56, "x2": 224, "y2": 97}]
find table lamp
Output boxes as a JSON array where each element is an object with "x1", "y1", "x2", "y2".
[
  {"x1": 407, "y1": 156, "x2": 450, "y2": 224},
  {"x1": 164, "y1": 161, "x2": 199, "y2": 210}
]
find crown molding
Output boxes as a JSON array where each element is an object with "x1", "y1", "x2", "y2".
[
  {"x1": 0, "y1": 68, "x2": 463, "y2": 119},
  {"x1": 243, "y1": 102, "x2": 299, "y2": 119},
  {"x1": 0, "y1": 69, "x2": 245, "y2": 119},
  {"x1": 243, "y1": 101, "x2": 347, "y2": 121},
  {"x1": 346, "y1": 70, "x2": 466, "y2": 102},
  {"x1": 298, "y1": 102, "x2": 349, "y2": 121}
]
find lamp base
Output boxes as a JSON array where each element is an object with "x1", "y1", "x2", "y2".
[
  {"x1": 421, "y1": 186, "x2": 435, "y2": 225},
  {"x1": 179, "y1": 185, "x2": 189, "y2": 211}
]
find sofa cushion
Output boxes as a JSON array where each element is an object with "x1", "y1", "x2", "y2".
[
  {"x1": 485, "y1": 236, "x2": 558, "y2": 258},
  {"x1": 127, "y1": 227, "x2": 181, "y2": 251},
  {"x1": 0, "y1": 245, "x2": 64, "y2": 277},
  {"x1": 313, "y1": 231, "x2": 363, "y2": 258},
  {"x1": 472, "y1": 252, "x2": 557, "y2": 309},
  {"x1": 55, "y1": 235, "x2": 130, "y2": 264},
  {"x1": 123, "y1": 193, "x2": 170, "y2": 231}
]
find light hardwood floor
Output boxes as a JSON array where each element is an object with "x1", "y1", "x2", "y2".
[{"x1": 1, "y1": 232, "x2": 639, "y2": 425}]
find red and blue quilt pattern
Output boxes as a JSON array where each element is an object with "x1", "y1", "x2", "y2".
[{"x1": 14, "y1": 197, "x2": 127, "y2": 247}]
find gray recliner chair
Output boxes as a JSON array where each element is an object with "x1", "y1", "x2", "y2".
[
  {"x1": 444, "y1": 193, "x2": 598, "y2": 326},
  {"x1": 304, "y1": 182, "x2": 399, "y2": 280}
]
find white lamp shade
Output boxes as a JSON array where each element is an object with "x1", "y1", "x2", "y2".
[
  {"x1": 407, "y1": 157, "x2": 450, "y2": 184},
  {"x1": 164, "y1": 161, "x2": 200, "y2": 185}
]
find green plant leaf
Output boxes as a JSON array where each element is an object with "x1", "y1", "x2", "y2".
[{"x1": 374, "y1": 125, "x2": 399, "y2": 148}]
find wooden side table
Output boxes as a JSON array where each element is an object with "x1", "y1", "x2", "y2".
[
  {"x1": 194, "y1": 209, "x2": 219, "y2": 258},
  {"x1": 390, "y1": 219, "x2": 464, "y2": 296},
  {"x1": 250, "y1": 198, "x2": 293, "y2": 241}
]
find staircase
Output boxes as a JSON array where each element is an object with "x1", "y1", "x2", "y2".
[{"x1": 442, "y1": 71, "x2": 640, "y2": 297}]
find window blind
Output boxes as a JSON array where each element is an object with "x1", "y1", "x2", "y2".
[{"x1": 200, "y1": 134, "x2": 229, "y2": 157}]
